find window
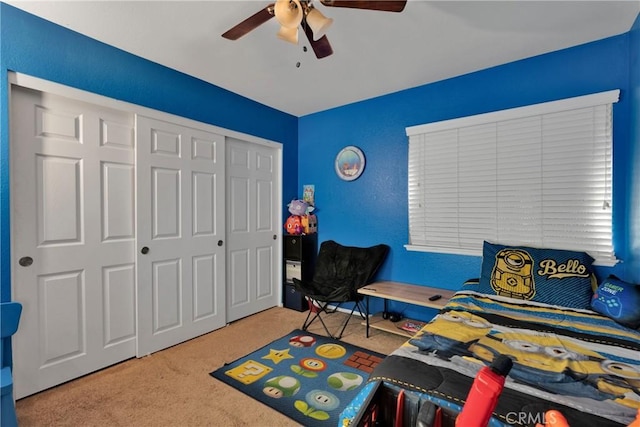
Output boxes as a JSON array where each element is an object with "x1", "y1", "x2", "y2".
[{"x1": 406, "y1": 90, "x2": 619, "y2": 265}]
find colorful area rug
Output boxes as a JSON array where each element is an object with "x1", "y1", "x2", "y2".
[{"x1": 210, "y1": 329, "x2": 384, "y2": 427}]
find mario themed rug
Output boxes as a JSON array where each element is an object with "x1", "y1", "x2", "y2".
[{"x1": 210, "y1": 329, "x2": 384, "y2": 427}]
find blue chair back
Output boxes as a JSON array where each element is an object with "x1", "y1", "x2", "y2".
[
  {"x1": 1, "y1": 301, "x2": 22, "y2": 427},
  {"x1": 1, "y1": 302, "x2": 23, "y2": 368}
]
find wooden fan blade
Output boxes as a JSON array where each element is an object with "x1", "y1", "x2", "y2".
[
  {"x1": 221, "y1": 3, "x2": 275, "y2": 40},
  {"x1": 302, "y1": 19, "x2": 333, "y2": 59},
  {"x1": 320, "y1": 0, "x2": 406, "y2": 12}
]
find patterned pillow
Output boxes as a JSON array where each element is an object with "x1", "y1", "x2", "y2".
[
  {"x1": 462, "y1": 241, "x2": 596, "y2": 309},
  {"x1": 591, "y1": 276, "x2": 640, "y2": 329}
]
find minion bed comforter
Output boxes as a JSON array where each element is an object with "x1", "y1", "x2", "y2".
[{"x1": 351, "y1": 242, "x2": 640, "y2": 427}]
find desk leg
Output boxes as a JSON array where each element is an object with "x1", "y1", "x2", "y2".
[{"x1": 365, "y1": 296, "x2": 370, "y2": 338}]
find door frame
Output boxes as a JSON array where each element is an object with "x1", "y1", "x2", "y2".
[{"x1": 7, "y1": 71, "x2": 284, "y2": 385}]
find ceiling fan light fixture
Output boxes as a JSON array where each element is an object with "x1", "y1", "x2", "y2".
[
  {"x1": 274, "y1": 0, "x2": 303, "y2": 29},
  {"x1": 305, "y1": 7, "x2": 333, "y2": 40},
  {"x1": 277, "y1": 26, "x2": 299, "y2": 44}
]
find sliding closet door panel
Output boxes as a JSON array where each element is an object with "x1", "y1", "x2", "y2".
[
  {"x1": 11, "y1": 86, "x2": 136, "y2": 399},
  {"x1": 226, "y1": 139, "x2": 280, "y2": 322},
  {"x1": 136, "y1": 116, "x2": 225, "y2": 357}
]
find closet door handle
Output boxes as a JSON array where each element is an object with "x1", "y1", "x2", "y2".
[
  {"x1": 141, "y1": 246, "x2": 149, "y2": 255},
  {"x1": 273, "y1": 235, "x2": 277, "y2": 240},
  {"x1": 19, "y1": 256, "x2": 33, "y2": 267},
  {"x1": 217, "y1": 240, "x2": 224, "y2": 247}
]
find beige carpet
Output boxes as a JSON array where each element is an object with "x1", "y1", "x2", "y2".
[{"x1": 16, "y1": 307, "x2": 406, "y2": 426}]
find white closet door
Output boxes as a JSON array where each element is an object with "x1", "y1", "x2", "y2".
[
  {"x1": 226, "y1": 138, "x2": 280, "y2": 322},
  {"x1": 136, "y1": 116, "x2": 226, "y2": 356},
  {"x1": 11, "y1": 86, "x2": 136, "y2": 399}
]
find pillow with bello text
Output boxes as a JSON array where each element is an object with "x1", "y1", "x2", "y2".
[
  {"x1": 466, "y1": 241, "x2": 596, "y2": 309},
  {"x1": 591, "y1": 276, "x2": 640, "y2": 329}
]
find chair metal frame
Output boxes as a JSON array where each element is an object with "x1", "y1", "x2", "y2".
[{"x1": 302, "y1": 298, "x2": 368, "y2": 340}]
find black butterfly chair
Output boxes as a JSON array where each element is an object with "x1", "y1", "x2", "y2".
[{"x1": 292, "y1": 240, "x2": 389, "y2": 339}]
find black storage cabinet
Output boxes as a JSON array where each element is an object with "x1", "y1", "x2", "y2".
[{"x1": 283, "y1": 234, "x2": 317, "y2": 311}]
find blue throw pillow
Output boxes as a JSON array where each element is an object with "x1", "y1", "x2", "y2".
[
  {"x1": 462, "y1": 241, "x2": 595, "y2": 309},
  {"x1": 591, "y1": 276, "x2": 640, "y2": 329}
]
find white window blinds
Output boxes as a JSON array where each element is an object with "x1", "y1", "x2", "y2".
[{"x1": 406, "y1": 90, "x2": 619, "y2": 265}]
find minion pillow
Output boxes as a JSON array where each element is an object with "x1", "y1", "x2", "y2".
[
  {"x1": 591, "y1": 276, "x2": 640, "y2": 329},
  {"x1": 463, "y1": 241, "x2": 596, "y2": 309}
]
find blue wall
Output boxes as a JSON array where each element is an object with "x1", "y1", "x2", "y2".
[
  {"x1": 2, "y1": 4, "x2": 639, "y2": 322},
  {"x1": 0, "y1": 4, "x2": 298, "y2": 301},
  {"x1": 299, "y1": 24, "x2": 639, "y2": 319}
]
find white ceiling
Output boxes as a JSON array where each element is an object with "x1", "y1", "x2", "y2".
[{"x1": 7, "y1": 0, "x2": 640, "y2": 116}]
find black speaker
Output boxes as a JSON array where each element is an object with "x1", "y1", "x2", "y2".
[{"x1": 382, "y1": 311, "x2": 402, "y2": 322}]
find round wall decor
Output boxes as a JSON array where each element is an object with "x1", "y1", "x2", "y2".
[{"x1": 335, "y1": 146, "x2": 365, "y2": 181}]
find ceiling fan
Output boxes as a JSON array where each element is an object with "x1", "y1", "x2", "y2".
[{"x1": 222, "y1": 0, "x2": 407, "y2": 59}]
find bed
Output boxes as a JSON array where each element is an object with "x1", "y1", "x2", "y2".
[{"x1": 340, "y1": 242, "x2": 640, "y2": 427}]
